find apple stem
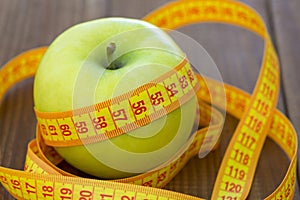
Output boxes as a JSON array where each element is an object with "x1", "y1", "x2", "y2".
[{"x1": 106, "y1": 42, "x2": 116, "y2": 69}]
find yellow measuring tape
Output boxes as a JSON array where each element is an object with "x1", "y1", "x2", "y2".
[
  {"x1": 0, "y1": 0, "x2": 298, "y2": 199},
  {"x1": 34, "y1": 57, "x2": 200, "y2": 147}
]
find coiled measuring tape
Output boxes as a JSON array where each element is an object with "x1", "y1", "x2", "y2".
[
  {"x1": 34, "y1": 57, "x2": 200, "y2": 147},
  {"x1": 0, "y1": 0, "x2": 298, "y2": 200}
]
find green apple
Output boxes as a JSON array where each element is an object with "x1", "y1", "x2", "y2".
[{"x1": 34, "y1": 17, "x2": 199, "y2": 179}]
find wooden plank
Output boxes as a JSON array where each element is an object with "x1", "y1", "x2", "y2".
[
  {"x1": 0, "y1": 0, "x2": 108, "y2": 199},
  {"x1": 270, "y1": 0, "x2": 300, "y2": 192},
  {"x1": 108, "y1": 0, "x2": 171, "y2": 19}
]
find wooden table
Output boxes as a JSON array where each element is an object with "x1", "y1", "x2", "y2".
[{"x1": 0, "y1": 0, "x2": 299, "y2": 199}]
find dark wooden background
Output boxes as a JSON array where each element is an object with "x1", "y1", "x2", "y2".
[{"x1": 0, "y1": 0, "x2": 299, "y2": 199}]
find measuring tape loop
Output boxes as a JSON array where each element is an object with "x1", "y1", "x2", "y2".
[
  {"x1": 25, "y1": 98, "x2": 224, "y2": 180},
  {"x1": 34, "y1": 57, "x2": 200, "y2": 147},
  {"x1": 197, "y1": 74, "x2": 298, "y2": 200},
  {"x1": 0, "y1": 0, "x2": 298, "y2": 199},
  {"x1": 1, "y1": 98, "x2": 224, "y2": 199},
  {"x1": 144, "y1": 0, "x2": 284, "y2": 199}
]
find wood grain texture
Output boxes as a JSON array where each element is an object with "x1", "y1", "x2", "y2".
[
  {"x1": 0, "y1": 0, "x2": 299, "y2": 199},
  {"x1": 270, "y1": 0, "x2": 300, "y2": 181}
]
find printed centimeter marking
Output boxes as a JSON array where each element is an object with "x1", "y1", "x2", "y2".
[
  {"x1": 0, "y1": 167, "x2": 202, "y2": 200},
  {"x1": 215, "y1": 43, "x2": 279, "y2": 200},
  {"x1": 197, "y1": 74, "x2": 297, "y2": 200},
  {"x1": 35, "y1": 58, "x2": 200, "y2": 147}
]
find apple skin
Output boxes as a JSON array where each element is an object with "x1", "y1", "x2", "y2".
[{"x1": 34, "y1": 18, "x2": 198, "y2": 179}]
